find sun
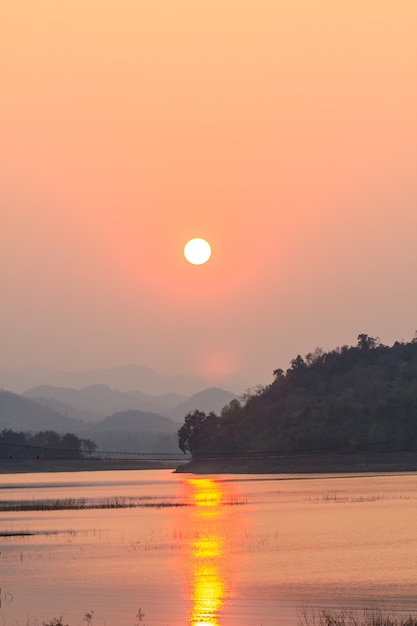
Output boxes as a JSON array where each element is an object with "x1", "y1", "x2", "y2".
[{"x1": 184, "y1": 238, "x2": 212, "y2": 265}]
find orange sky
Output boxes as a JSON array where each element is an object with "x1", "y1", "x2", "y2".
[{"x1": 1, "y1": 1, "x2": 416, "y2": 391}]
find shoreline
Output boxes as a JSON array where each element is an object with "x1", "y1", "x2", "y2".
[
  {"x1": 1, "y1": 450, "x2": 417, "y2": 475},
  {"x1": 175, "y1": 450, "x2": 417, "y2": 474},
  {"x1": 0, "y1": 458, "x2": 181, "y2": 474}
]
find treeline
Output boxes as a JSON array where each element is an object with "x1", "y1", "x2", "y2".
[
  {"x1": 0, "y1": 429, "x2": 97, "y2": 459},
  {"x1": 178, "y1": 334, "x2": 417, "y2": 456}
]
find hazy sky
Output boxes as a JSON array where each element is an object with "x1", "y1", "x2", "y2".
[{"x1": 1, "y1": 1, "x2": 416, "y2": 392}]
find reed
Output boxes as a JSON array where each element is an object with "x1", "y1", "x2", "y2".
[
  {"x1": 0, "y1": 496, "x2": 188, "y2": 512},
  {"x1": 299, "y1": 606, "x2": 417, "y2": 626},
  {"x1": 2, "y1": 607, "x2": 417, "y2": 626},
  {"x1": 42, "y1": 619, "x2": 68, "y2": 626},
  {"x1": 0, "y1": 493, "x2": 246, "y2": 512}
]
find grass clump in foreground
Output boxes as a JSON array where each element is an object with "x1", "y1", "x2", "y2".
[
  {"x1": 7, "y1": 608, "x2": 146, "y2": 626},
  {"x1": 5, "y1": 606, "x2": 417, "y2": 626},
  {"x1": 299, "y1": 607, "x2": 417, "y2": 626}
]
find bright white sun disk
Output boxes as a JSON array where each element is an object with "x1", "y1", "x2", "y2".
[{"x1": 184, "y1": 238, "x2": 212, "y2": 265}]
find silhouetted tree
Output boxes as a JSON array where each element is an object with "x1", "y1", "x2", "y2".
[
  {"x1": 80, "y1": 438, "x2": 97, "y2": 457},
  {"x1": 357, "y1": 334, "x2": 379, "y2": 350},
  {"x1": 177, "y1": 410, "x2": 208, "y2": 454},
  {"x1": 0, "y1": 429, "x2": 98, "y2": 460}
]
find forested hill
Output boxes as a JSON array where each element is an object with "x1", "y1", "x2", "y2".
[{"x1": 178, "y1": 335, "x2": 417, "y2": 455}]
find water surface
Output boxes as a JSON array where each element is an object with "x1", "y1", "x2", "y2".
[{"x1": 1, "y1": 469, "x2": 417, "y2": 625}]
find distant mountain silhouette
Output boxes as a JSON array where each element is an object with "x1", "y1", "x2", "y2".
[
  {"x1": 0, "y1": 364, "x2": 214, "y2": 395},
  {"x1": 167, "y1": 387, "x2": 237, "y2": 421},
  {"x1": 76, "y1": 428, "x2": 179, "y2": 455},
  {"x1": 92, "y1": 410, "x2": 177, "y2": 433},
  {"x1": 0, "y1": 383, "x2": 238, "y2": 454},
  {"x1": 0, "y1": 390, "x2": 180, "y2": 454},
  {"x1": 24, "y1": 384, "x2": 186, "y2": 421},
  {"x1": 0, "y1": 390, "x2": 82, "y2": 433},
  {"x1": 22, "y1": 396, "x2": 103, "y2": 423}
]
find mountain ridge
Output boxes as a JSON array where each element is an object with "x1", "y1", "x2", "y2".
[
  {"x1": 24, "y1": 384, "x2": 186, "y2": 421},
  {"x1": 23, "y1": 384, "x2": 236, "y2": 423},
  {"x1": 0, "y1": 363, "x2": 228, "y2": 395}
]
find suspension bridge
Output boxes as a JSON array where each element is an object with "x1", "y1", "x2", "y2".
[{"x1": 0, "y1": 441, "x2": 191, "y2": 463}]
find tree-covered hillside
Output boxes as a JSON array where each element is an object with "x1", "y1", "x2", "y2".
[{"x1": 178, "y1": 335, "x2": 417, "y2": 455}]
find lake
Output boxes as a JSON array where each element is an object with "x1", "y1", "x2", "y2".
[{"x1": 1, "y1": 469, "x2": 417, "y2": 626}]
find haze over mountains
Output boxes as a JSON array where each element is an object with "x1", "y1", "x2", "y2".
[
  {"x1": 0, "y1": 389, "x2": 180, "y2": 453},
  {"x1": 23, "y1": 384, "x2": 186, "y2": 422},
  {"x1": 22, "y1": 384, "x2": 237, "y2": 423},
  {"x1": 0, "y1": 366, "x2": 238, "y2": 454},
  {"x1": 0, "y1": 390, "x2": 86, "y2": 433},
  {"x1": 0, "y1": 363, "x2": 238, "y2": 395}
]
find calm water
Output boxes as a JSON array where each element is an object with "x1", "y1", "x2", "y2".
[{"x1": 1, "y1": 469, "x2": 417, "y2": 626}]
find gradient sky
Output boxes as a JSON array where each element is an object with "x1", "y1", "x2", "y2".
[{"x1": 1, "y1": 1, "x2": 416, "y2": 392}]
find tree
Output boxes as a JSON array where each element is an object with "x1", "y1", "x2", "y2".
[
  {"x1": 220, "y1": 398, "x2": 242, "y2": 418},
  {"x1": 80, "y1": 438, "x2": 97, "y2": 457},
  {"x1": 60, "y1": 432, "x2": 83, "y2": 459},
  {"x1": 31, "y1": 430, "x2": 61, "y2": 449},
  {"x1": 177, "y1": 410, "x2": 208, "y2": 454},
  {"x1": 305, "y1": 347, "x2": 325, "y2": 367},
  {"x1": 289, "y1": 355, "x2": 306, "y2": 371},
  {"x1": 357, "y1": 334, "x2": 379, "y2": 350},
  {"x1": 0, "y1": 429, "x2": 26, "y2": 445}
]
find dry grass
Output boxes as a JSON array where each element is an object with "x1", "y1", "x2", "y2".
[
  {"x1": 299, "y1": 606, "x2": 417, "y2": 626},
  {"x1": 0, "y1": 496, "x2": 188, "y2": 512},
  {"x1": 0, "y1": 493, "x2": 246, "y2": 513}
]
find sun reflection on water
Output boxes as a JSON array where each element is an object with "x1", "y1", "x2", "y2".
[
  {"x1": 188, "y1": 478, "x2": 222, "y2": 512},
  {"x1": 179, "y1": 477, "x2": 241, "y2": 626}
]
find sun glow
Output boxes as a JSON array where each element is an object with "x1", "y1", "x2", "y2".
[
  {"x1": 184, "y1": 238, "x2": 212, "y2": 265},
  {"x1": 189, "y1": 480, "x2": 224, "y2": 626},
  {"x1": 176, "y1": 477, "x2": 242, "y2": 626}
]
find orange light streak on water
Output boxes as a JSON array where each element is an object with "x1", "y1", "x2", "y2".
[{"x1": 180, "y1": 477, "x2": 241, "y2": 626}]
